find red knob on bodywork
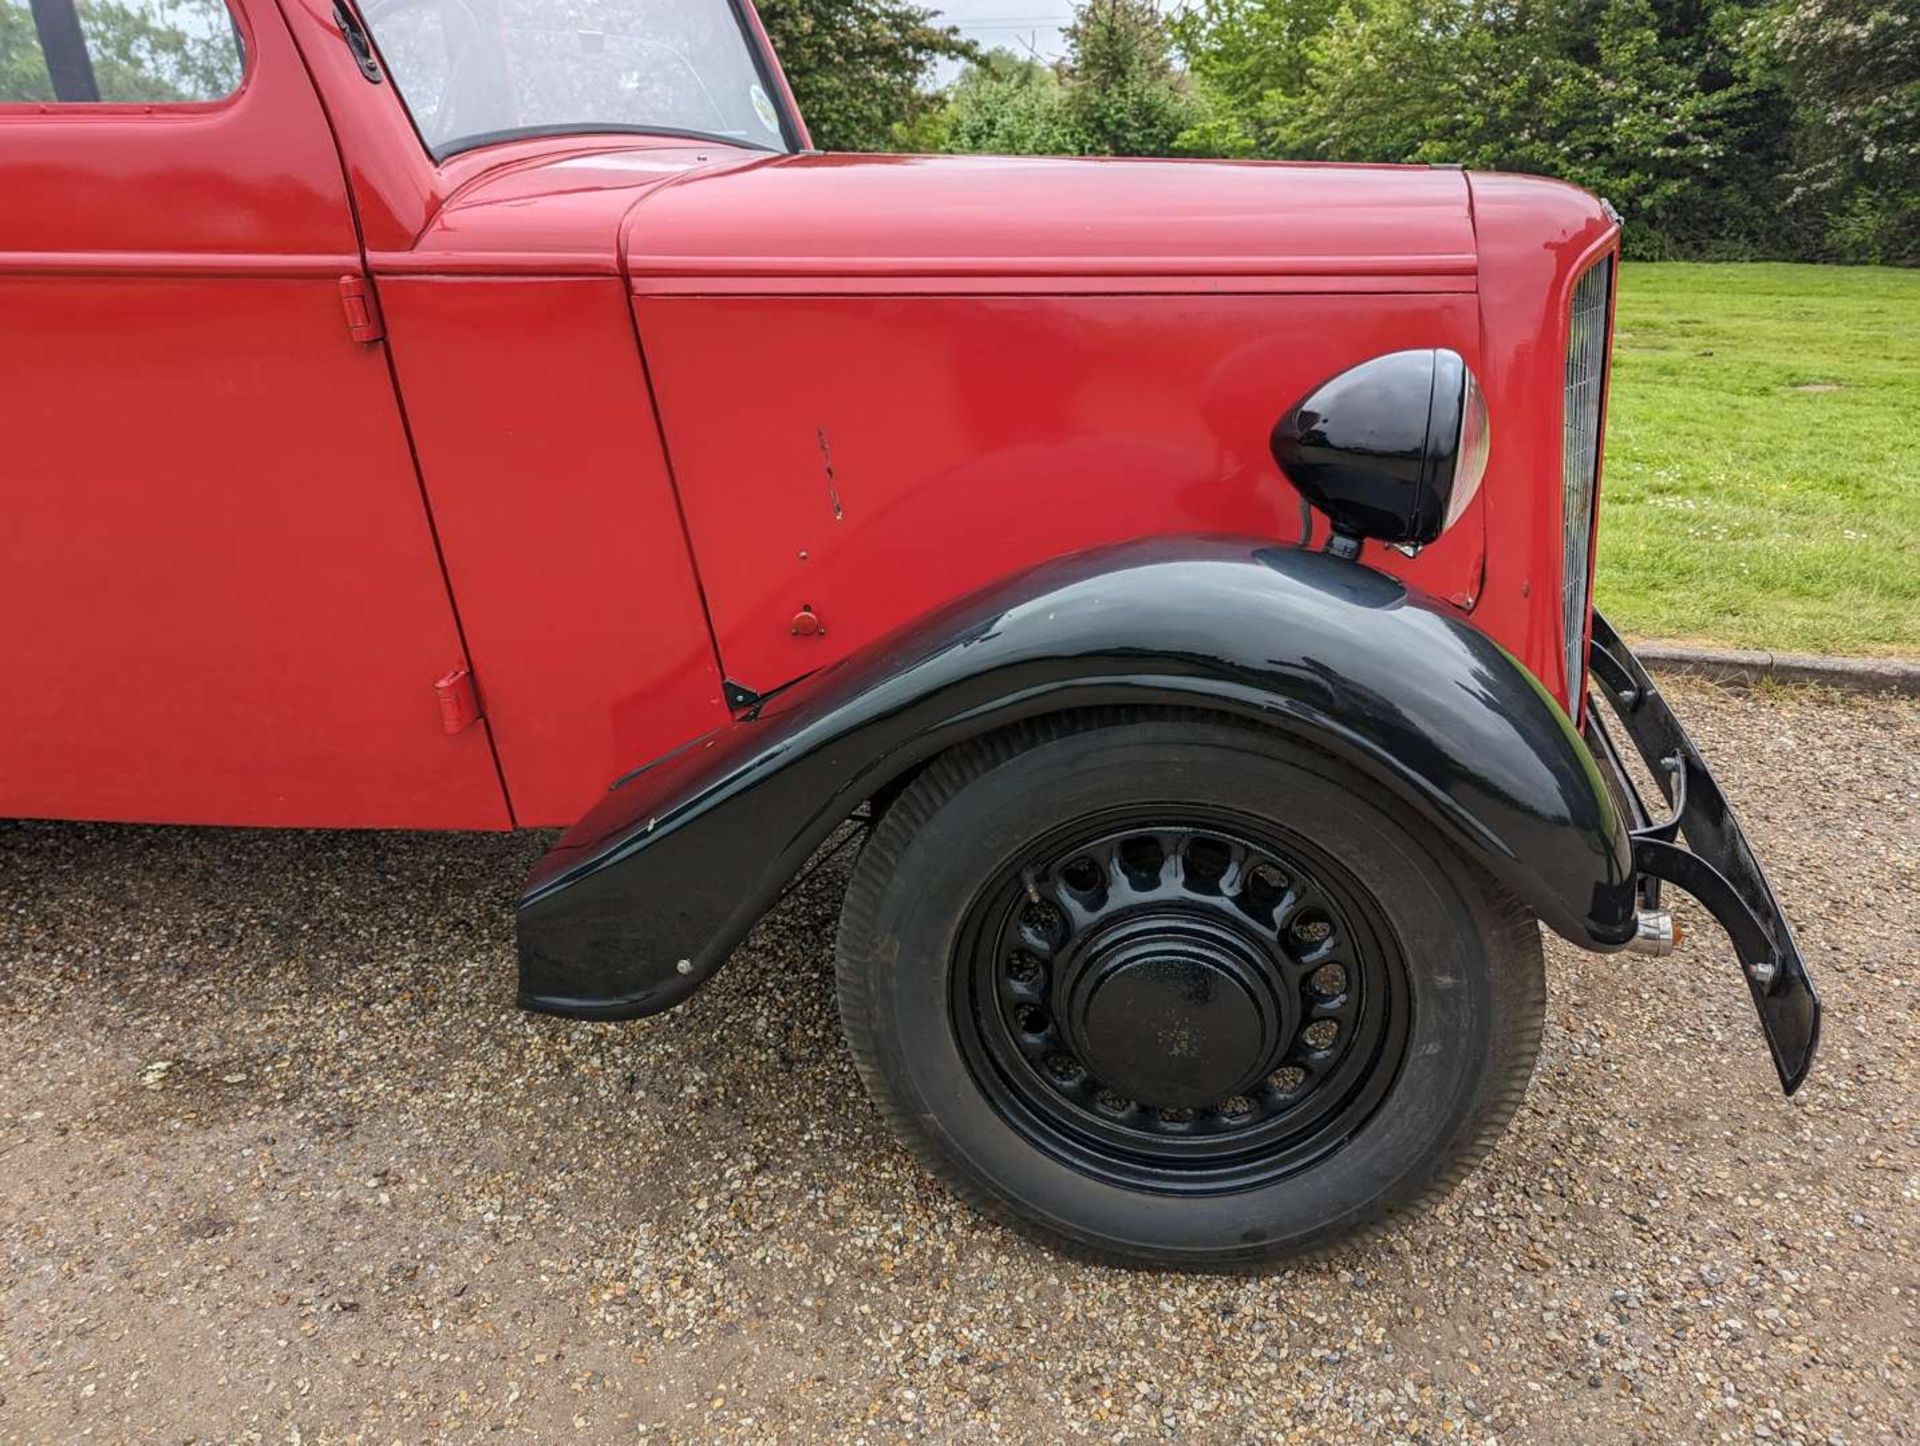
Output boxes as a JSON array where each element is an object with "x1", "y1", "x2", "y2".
[{"x1": 791, "y1": 607, "x2": 823, "y2": 637}]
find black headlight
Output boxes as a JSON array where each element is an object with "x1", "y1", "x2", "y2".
[{"x1": 1270, "y1": 348, "x2": 1490, "y2": 554}]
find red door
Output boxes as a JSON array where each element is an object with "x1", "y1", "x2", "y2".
[{"x1": 0, "y1": 0, "x2": 508, "y2": 828}]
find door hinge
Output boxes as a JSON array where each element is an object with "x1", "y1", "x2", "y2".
[
  {"x1": 339, "y1": 274, "x2": 384, "y2": 343},
  {"x1": 435, "y1": 666, "x2": 481, "y2": 734},
  {"x1": 721, "y1": 677, "x2": 765, "y2": 714}
]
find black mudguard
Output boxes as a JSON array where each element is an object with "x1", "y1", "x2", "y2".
[{"x1": 518, "y1": 538, "x2": 1637, "y2": 1019}]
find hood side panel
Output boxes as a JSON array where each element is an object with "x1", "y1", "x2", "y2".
[
  {"x1": 622, "y1": 154, "x2": 1477, "y2": 292},
  {"x1": 636, "y1": 287, "x2": 1488, "y2": 692}
]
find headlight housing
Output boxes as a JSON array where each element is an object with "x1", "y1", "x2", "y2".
[{"x1": 1270, "y1": 348, "x2": 1490, "y2": 554}]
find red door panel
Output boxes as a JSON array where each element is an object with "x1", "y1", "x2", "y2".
[
  {"x1": 0, "y1": 275, "x2": 508, "y2": 828},
  {"x1": 0, "y1": 0, "x2": 508, "y2": 828}
]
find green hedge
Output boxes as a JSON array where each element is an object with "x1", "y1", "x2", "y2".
[{"x1": 875, "y1": 0, "x2": 1919, "y2": 267}]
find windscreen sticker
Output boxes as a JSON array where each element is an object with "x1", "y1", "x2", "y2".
[{"x1": 750, "y1": 83, "x2": 780, "y2": 135}]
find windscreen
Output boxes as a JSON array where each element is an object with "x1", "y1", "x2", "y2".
[{"x1": 358, "y1": 0, "x2": 792, "y2": 158}]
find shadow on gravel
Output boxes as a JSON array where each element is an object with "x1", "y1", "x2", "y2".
[{"x1": 0, "y1": 814, "x2": 873, "y2": 1205}]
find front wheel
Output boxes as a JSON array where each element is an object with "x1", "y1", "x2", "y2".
[{"x1": 835, "y1": 712, "x2": 1544, "y2": 1270}]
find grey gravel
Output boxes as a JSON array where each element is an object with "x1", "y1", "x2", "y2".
[{"x1": 1, "y1": 679, "x2": 1915, "y2": 1443}]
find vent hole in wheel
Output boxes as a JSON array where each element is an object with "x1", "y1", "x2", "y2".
[
  {"x1": 1245, "y1": 861, "x2": 1288, "y2": 899},
  {"x1": 1044, "y1": 1052, "x2": 1081, "y2": 1083},
  {"x1": 1021, "y1": 900, "x2": 1065, "y2": 947},
  {"x1": 1289, "y1": 910, "x2": 1333, "y2": 952},
  {"x1": 1308, "y1": 963, "x2": 1349, "y2": 999},
  {"x1": 1303, "y1": 1020, "x2": 1340, "y2": 1051},
  {"x1": 1184, "y1": 836, "x2": 1231, "y2": 889},
  {"x1": 1060, "y1": 856, "x2": 1103, "y2": 894},
  {"x1": 1117, "y1": 836, "x2": 1164, "y2": 884}
]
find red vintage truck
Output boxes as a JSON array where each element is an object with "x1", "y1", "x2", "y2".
[{"x1": 1, "y1": 0, "x2": 1819, "y2": 1268}]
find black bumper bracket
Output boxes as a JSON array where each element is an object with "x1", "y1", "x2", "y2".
[{"x1": 1585, "y1": 612, "x2": 1822, "y2": 1094}]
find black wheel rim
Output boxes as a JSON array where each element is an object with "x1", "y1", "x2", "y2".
[{"x1": 952, "y1": 806, "x2": 1410, "y2": 1195}]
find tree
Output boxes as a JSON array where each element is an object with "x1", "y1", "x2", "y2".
[
  {"x1": 1059, "y1": 0, "x2": 1203, "y2": 156},
  {"x1": 2, "y1": 0, "x2": 242, "y2": 104},
  {"x1": 902, "y1": 49, "x2": 1081, "y2": 156},
  {"x1": 1167, "y1": 0, "x2": 1345, "y2": 155},
  {"x1": 755, "y1": 0, "x2": 973, "y2": 151},
  {"x1": 1763, "y1": 0, "x2": 1920, "y2": 263},
  {"x1": 1, "y1": 2, "x2": 54, "y2": 101},
  {"x1": 1251, "y1": 0, "x2": 1792, "y2": 258},
  {"x1": 926, "y1": 0, "x2": 1214, "y2": 159}
]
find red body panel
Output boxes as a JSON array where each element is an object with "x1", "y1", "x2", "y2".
[
  {"x1": 374, "y1": 143, "x2": 772, "y2": 277},
  {"x1": 0, "y1": 0, "x2": 345, "y2": 261},
  {"x1": 0, "y1": 0, "x2": 508, "y2": 828},
  {"x1": 378, "y1": 275, "x2": 731, "y2": 826},
  {"x1": 0, "y1": 0, "x2": 1617, "y2": 831},
  {"x1": 641, "y1": 289, "x2": 1487, "y2": 690},
  {"x1": 622, "y1": 155, "x2": 1486, "y2": 689}
]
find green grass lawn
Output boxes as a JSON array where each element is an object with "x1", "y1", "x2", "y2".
[{"x1": 1597, "y1": 262, "x2": 1920, "y2": 655}]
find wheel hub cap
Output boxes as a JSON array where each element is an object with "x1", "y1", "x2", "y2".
[
  {"x1": 1062, "y1": 917, "x2": 1288, "y2": 1108},
  {"x1": 953, "y1": 816, "x2": 1409, "y2": 1194}
]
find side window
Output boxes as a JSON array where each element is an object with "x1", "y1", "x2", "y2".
[{"x1": 1, "y1": 0, "x2": 245, "y2": 104}]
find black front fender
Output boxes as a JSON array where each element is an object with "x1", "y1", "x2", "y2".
[{"x1": 518, "y1": 538, "x2": 1636, "y2": 1019}]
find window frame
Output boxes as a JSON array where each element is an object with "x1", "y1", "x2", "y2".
[{"x1": 0, "y1": 0, "x2": 256, "y2": 114}]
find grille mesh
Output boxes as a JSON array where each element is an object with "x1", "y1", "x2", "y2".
[{"x1": 1563, "y1": 257, "x2": 1614, "y2": 704}]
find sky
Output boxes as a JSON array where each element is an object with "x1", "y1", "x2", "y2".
[{"x1": 931, "y1": 1, "x2": 1079, "y2": 68}]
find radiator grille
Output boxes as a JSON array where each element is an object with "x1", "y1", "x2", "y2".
[{"x1": 1563, "y1": 257, "x2": 1613, "y2": 704}]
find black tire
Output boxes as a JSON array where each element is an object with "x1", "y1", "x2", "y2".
[{"x1": 835, "y1": 710, "x2": 1544, "y2": 1271}]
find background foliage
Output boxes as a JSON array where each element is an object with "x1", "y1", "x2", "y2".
[
  {"x1": 755, "y1": 0, "x2": 973, "y2": 152},
  {"x1": 1, "y1": 0, "x2": 242, "y2": 103},
  {"x1": 770, "y1": 0, "x2": 1917, "y2": 265}
]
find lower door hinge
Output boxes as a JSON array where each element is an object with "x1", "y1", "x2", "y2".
[
  {"x1": 721, "y1": 677, "x2": 766, "y2": 715},
  {"x1": 339, "y1": 274, "x2": 384, "y2": 343},
  {"x1": 435, "y1": 666, "x2": 481, "y2": 734}
]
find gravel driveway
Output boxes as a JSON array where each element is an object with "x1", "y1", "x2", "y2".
[{"x1": 2, "y1": 680, "x2": 1915, "y2": 1444}]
